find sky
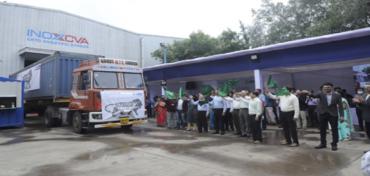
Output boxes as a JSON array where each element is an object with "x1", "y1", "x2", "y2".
[{"x1": 6, "y1": 0, "x2": 286, "y2": 38}]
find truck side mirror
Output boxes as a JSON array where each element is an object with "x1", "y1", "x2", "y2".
[{"x1": 82, "y1": 74, "x2": 89, "y2": 82}]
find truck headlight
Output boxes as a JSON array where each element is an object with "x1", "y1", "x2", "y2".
[
  {"x1": 120, "y1": 110, "x2": 132, "y2": 116},
  {"x1": 92, "y1": 114, "x2": 102, "y2": 120}
]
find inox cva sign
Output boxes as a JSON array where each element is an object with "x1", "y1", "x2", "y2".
[{"x1": 26, "y1": 28, "x2": 89, "y2": 47}]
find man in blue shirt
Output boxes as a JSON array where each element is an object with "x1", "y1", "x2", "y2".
[{"x1": 210, "y1": 90, "x2": 226, "y2": 135}]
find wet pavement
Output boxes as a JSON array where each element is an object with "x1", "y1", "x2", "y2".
[{"x1": 0, "y1": 117, "x2": 368, "y2": 176}]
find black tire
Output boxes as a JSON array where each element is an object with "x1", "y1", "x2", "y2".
[
  {"x1": 72, "y1": 111, "x2": 86, "y2": 134},
  {"x1": 44, "y1": 106, "x2": 55, "y2": 128},
  {"x1": 67, "y1": 111, "x2": 74, "y2": 126},
  {"x1": 121, "y1": 124, "x2": 133, "y2": 130},
  {"x1": 54, "y1": 119, "x2": 63, "y2": 127}
]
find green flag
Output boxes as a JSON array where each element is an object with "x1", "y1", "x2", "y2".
[
  {"x1": 178, "y1": 87, "x2": 184, "y2": 98},
  {"x1": 219, "y1": 80, "x2": 238, "y2": 97},
  {"x1": 165, "y1": 90, "x2": 176, "y2": 99},
  {"x1": 266, "y1": 75, "x2": 288, "y2": 96},
  {"x1": 219, "y1": 91, "x2": 227, "y2": 97},
  {"x1": 201, "y1": 85, "x2": 214, "y2": 97},
  {"x1": 276, "y1": 87, "x2": 290, "y2": 96},
  {"x1": 267, "y1": 75, "x2": 278, "y2": 89}
]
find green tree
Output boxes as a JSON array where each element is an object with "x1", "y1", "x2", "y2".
[
  {"x1": 152, "y1": 0, "x2": 369, "y2": 63},
  {"x1": 249, "y1": 0, "x2": 369, "y2": 46},
  {"x1": 307, "y1": 0, "x2": 369, "y2": 35},
  {"x1": 152, "y1": 31, "x2": 219, "y2": 63},
  {"x1": 217, "y1": 28, "x2": 247, "y2": 53},
  {"x1": 239, "y1": 21, "x2": 251, "y2": 47},
  {"x1": 152, "y1": 30, "x2": 248, "y2": 63}
]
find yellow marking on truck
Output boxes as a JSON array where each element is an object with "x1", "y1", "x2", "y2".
[{"x1": 103, "y1": 123, "x2": 121, "y2": 128}]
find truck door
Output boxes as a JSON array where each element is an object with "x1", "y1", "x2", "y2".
[{"x1": 76, "y1": 71, "x2": 93, "y2": 110}]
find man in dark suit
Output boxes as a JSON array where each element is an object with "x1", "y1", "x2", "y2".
[
  {"x1": 354, "y1": 86, "x2": 370, "y2": 139},
  {"x1": 313, "y1": 82, "x2": 344, "y2": 151}
]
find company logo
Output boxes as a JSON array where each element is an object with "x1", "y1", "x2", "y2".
[
  {"x1": 26, "y1": 28, "x2": 89, "y2": 48},
  {"x1": 105, "y1": 99, "x2": 143, "y2": 119}
]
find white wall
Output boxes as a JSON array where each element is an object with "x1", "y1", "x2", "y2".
[
  {"x1": 262, "y1": 67, "x2": 356, "y2": 94},
  {"x1": 0, "y1": 81, "x2": 23, "y2": 108},
  {"x1": 293, "y1": 67, "x2": 355, "y2": 94},
  {"x1": 147, "y1": 67, "x2": 356, "y2": 101},
  {"x1": 0, "y1": 2, "x2": 181, "y2": 76}
]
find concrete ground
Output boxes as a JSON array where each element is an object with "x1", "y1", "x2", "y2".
[{"x1": 0, "y1": 117, "x2": 368, "y2": 176}]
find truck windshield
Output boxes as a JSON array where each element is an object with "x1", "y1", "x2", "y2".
[
  {"x1": 93, "y1": 72, "x2": 118, "y2": 89},
  {"x1": 124, "y1": 73, "x2": 144, "y2": 89}
]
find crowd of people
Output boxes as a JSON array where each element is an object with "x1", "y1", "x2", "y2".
[{"x1": 150, "y1": 82, "x2": 370, "y2": 151}]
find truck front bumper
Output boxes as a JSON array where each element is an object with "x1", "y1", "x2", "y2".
[{"x1": 88, "y1": 112, "x2": 147, "y2": 128}]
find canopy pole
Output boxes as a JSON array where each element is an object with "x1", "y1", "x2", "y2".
[{"x1": 254, "y1": 69, "x2": 263, "y2": 90}]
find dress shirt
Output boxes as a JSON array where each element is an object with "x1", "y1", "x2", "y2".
[
  {"x1": 248, "y1": 98, "x2": 263, "y2": 116},
  {"x1": 267, "y1": 92, "x2": 300, "y2": 118}
]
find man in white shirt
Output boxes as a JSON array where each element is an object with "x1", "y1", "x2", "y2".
[
  {"x1": 176, "y1": 97, "x2": 185, "y2": 129},
  {"x1": 256, "y1": 89, "x2": 267, "y2": 130},
  {"x1": 249, "y1": 91, "x2": 263, "y2": 144},
  {"x1": 267, "y1": 87, "x2": 300, "y2": 147},
  {"x1": 191, "y1": 94, "x2": 210, "y2": 133},
  {"x1": 238, "y1": 90, "x2": 251, "y2": 137},
  {"x1": 210, "y1": 90, "x2": 227, "y2": 135},
  {"x1": 223, "y1": 93, "x2": 234, "y2": 132},
  {"x1": 231, "y1": 92, "x2": 242, "y2": 135}
]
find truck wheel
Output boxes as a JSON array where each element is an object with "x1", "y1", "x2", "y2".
[
  {"x1": 44, "y1": 106, "x2": 55, "y2": 128},
  {"x1": 54, "y1": 119, "x2": 62, "y2": 127},
  {"x1": 72, "y1": 112, "x2": 86, "y2": 134}
]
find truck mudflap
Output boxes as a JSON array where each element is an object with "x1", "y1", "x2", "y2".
[{"x1": 93, "y1": 118, "x2": 147, "y2": 128}]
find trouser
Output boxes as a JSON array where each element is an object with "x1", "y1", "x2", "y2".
[
  {"x1": 308, "y1": 105, "x2": 318, "y2": 127},
  {"x1": 364, "y1": 122, "x2": 370, "y2": 139},
  {"x1": 176, "y1": 110, "x2": 185, "y2": 128},
  {"x1": 273, "y1": 106, "x2": 280, "y2": 124},
  {"x1": 232, "y1": 109, "x2": 241, "y2": 134},
  {"x1": 356, "y1": 108, "x2": 364, "y2": 131},
  {"x1": 209, "y1": 110, "x2": 215, "y2": 129},
  {"x1": 250, "y1": 114, "x2": 262, "y2": 141},
  {"x1": 187, "y1": 109, "x2": 194, "y2": 124},
  {"x1": 265, "y1": 107, "x2": 277, "y2": 124},
  {"x1": 224, "y1": 108, "x2": 234, "y2": 131},
  {"x1": 213, "y1": 108, "x2": 224, "y2": 133},
  {"x1": 146, "y1": 105, "x2": 153, "y2": 118},
  {"x1": 296, "y1": 110, "x2": 308, "y2": 129},
  {"x1": 262, "y1": 108, "x2": 267, "y2": 130},
  {"x1": 167, "y1": 112, "x2": 177, "y2": 128},
  {"x1": 183, "y1": 111, "x2": 188, "y2": 125},
  {"x1": 193, "y1": 109, "x2": 198, "y2": 124},
  {"x1": 281, "y1": 111, "x2": 299, "y2": 144},
  {"x1": 197, "y1": 111, "x2": 208, "y2": 133},
  {"x1": 239, "y1": 108, "x2": 249, "y2": 135},
  {"x1": 319, "y1": 113, "x2": 338, "y2": 146}
]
